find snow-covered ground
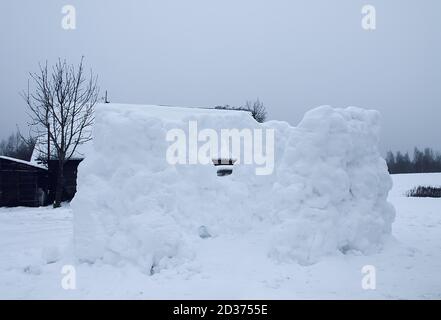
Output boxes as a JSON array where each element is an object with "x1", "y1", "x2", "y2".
[{"x1": 0, "y1": 173, "x2": 440, "y2": 299}]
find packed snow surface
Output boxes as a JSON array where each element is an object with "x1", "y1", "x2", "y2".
[
  {"x1": 72, "y1": 104, "x2": 394, "y2": 270},
  {"x1": 0, "y1": 173, "x2": 440, "y2": 299}
]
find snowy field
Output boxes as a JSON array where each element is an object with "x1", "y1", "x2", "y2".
[{"x1": 0, "y1": 173, "x2": 440, "y2": 299}]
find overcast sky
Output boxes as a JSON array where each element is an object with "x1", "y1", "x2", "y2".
[{"x1": 0, "y1": 0, "x2": 440, "y2": 154}]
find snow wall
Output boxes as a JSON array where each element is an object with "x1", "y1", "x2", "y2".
[{"x1": 72, "y1": 104, "x2": 395, "y2": 270}]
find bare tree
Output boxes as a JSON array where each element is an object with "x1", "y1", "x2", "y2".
[
  {"x1": 22, "y1": 57, "x2": 99, "y2": 208},
  {"x1": 244, "y1": 99, "x2": 267, "y2": 123},
  {"x1": 214, "y1": 99, "x2": 268, "y2": 123}
]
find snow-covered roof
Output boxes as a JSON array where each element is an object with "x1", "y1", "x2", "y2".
[{"x1": 0, "y1": 156, "x2": 48, "y2": 170}]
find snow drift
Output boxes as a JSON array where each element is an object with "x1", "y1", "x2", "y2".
[{"x1": 72, "y1": 103, "x2": 395, "y2": 270}]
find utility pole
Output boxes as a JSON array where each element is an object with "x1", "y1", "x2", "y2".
[{"x1": 45, "y1": 104, "x2": 50, "y2": 166}]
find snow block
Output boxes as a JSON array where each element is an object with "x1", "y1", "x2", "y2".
[{"x1": 72, "y1": 104, "x2": 395, "y2": 269}]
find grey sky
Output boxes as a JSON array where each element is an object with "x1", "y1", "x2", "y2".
[{"x1": 0, "y1": 0, "x2": 440, "y2": 154}]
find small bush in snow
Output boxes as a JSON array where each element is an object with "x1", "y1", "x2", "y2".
[{"x1": 406, "y1": 186, "x2": 441, "y2": 198}]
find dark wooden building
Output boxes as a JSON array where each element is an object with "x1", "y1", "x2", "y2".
[
  {"x1": 0, "y1": 156, "x2": 82, "y2": 207},
  {"x1": 0, "y1": 156, "x2": 48, "y2": 207}
]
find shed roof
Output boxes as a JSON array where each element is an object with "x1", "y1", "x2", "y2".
[{"x1": 0, "y1": 156, "x2": 48, "y2": 170}]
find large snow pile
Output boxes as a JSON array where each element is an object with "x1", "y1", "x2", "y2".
[{"x1": 72, "y1": 103, "x2": 394, "y2": 270}]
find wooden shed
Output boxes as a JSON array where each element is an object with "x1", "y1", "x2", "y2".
[{"x1": 0, "y1": 156, "x2": 48, "y2": 207}]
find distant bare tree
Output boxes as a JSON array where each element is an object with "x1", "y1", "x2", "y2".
[
  {"x1": 22, "y1": 57, "x2": 99, "y2": 208},
  {"x1": 214, "y1": 99, "x2": 267, "y2": 123},
  {"x1": 243, "y1": 99, "x2": 267, "y2": 123}
]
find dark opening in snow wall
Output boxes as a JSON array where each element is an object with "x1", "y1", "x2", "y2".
[{"x1": 212, "y1": 158, "x2": 237, "y2": 176}]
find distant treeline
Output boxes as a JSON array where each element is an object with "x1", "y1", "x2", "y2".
[
  {"x1": 386, "y1": 148, "x2": 441, "y2": 174},
  {"x1": 0, "y1": 130, "x2": 35, "y2": 161}
]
